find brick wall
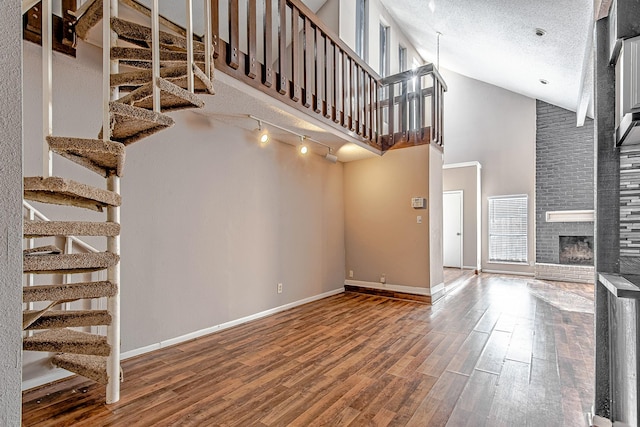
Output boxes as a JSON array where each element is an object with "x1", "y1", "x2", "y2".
[
  {"x1": 536, "y1": 100, "x2": 594, "y2": 264},
  {"x1": 620, "y1": 145, "x2": 640, "y2": 274}
]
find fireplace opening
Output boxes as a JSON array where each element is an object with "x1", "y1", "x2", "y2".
[{"x1": 559, "y1": 236, "x2": 594, "y2": 265}]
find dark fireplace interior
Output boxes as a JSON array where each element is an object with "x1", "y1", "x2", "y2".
[{"x1": 559, "y1": 236, "x2": 594, "y2": 265}]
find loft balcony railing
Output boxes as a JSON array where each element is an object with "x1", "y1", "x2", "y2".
[
  {"x1": 22, "y1": 0, "x2": 446, "y2": 153},
  {"x1": 209, "y1": 0, "x2": 446, "y2": 152},
  {"x1": 378, "y1": 64, "x2": 447, "y2": 151}
]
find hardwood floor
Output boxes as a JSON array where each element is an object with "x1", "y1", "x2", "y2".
[{"x1": 22, "y1": 273, "x2": 595, "y2": 426}]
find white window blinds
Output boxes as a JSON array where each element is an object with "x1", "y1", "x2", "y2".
[{"x1": 488, "y1": 195, "x2": 528, "y2": 263}]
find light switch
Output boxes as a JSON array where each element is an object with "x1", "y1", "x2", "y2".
[{"x1": 417, "y1": 215, "x2": 422, "y2": 224}]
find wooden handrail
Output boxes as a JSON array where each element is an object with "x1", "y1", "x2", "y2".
[
  {"x1": 287, "y1": 0, "x2": 380, "y2": 80},
  {"x1": 380, "y1": 63, "x2": 448, "y2": 91}
]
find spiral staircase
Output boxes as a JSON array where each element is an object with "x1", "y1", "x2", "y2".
[{"x1": 22, "y1": 0, "x2": 214, "y2": 403}]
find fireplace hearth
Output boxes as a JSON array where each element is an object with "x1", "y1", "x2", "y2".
[{"x1": 559, "y1": 236, "x2": 594, "y2": 265}]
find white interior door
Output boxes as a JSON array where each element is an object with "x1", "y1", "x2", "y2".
[{"x1": 443, "y1": 191, "x2": 463, "y2": 268}]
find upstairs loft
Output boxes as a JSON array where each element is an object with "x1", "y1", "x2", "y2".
[{"x1": 22, "y1": 0, "x2": 446, "y2": 161}]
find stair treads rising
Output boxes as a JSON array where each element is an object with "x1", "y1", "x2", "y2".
[
  {"x1": 24, "y1": 177, "x2": 122, "y2": 212},
  {"x1": 111, "y1": 47, "x2": 208, "y2": 63},
  {"x1": 23, "y1": 309, "x2": 112, "y2": 330},
  {"x1": 24, "y1": 329, "x2": 110, "y2": 356},
  {"x1": 23, "y1": 252, "x2": 119, "y2": 274},
  {"x1": 47, "y1": 136, "x2": 126, "y2": 177},
  {"x1": 24, "y1": 221, "x2": 120, "y2": 238},
  {"x1": 74, "y1": 0, "x2": 103, "y2": 40},
  {"x1": 23, "y1": 281, "x2": 118, "y2": 303},
  {"x1": 52, "y1": 354, "x2": 109, "y2": 384},
  {"x1": 116, "y1": 77, "x2": 205, "y2": 112},
  {"x1": 101, "y1": 102, "x2": 174, "y2": 145},
  {"x1": 111, "y1": 17, "x2": 206, "y2": 53},
  {"x1": 111, "y1": 65, "x2": 214, "y2": 94}
]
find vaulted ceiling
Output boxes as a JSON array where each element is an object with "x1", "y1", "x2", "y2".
[{"x1": 378, "y1": 0, "x2": 595, "y2": 115}]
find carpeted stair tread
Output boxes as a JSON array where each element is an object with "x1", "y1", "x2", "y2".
[
  {"x1": 23, "y1": 329, "x2": 110, "y2": 356},
  {"x1": 24, "y1": 245, "x2": 62, "y2": 256},
  {"x1": 111, "y1": 17, "x2": 206, "y2": 53},
  {"x1": 23, "y1": 252, "x2": 119, "y2": 274},
  {"x1": 111, "y1": 47, "x2": 208, "y2": 64},
  {"x1": 24, "y1": 177, "x2": 122, "y2": 212},
  {"x1": 24, "y1": 221, "x2": 120, "y2": 238},
  {"x1": 116, "y1": 77, "x2": 205, "y2": 112},
  {"x1": 111, "y1": 65, "x2": 214, "y2": 94},
  {"x1": 47, "y1": 136, "x2": 125, "y2": 177},
  {"x1": 23, "y1": 309, "x2": 112, "y2": 330},
  {"x1": 23, "y1": 281, "x2": 117, "y2": 303},
  {"x1": 74, "y1": 0, "x2": 102, "y2": 40},
  {"x1": 52, "y1": 354, "x2": 109, "y2": 385},
  {"x1": 100, "y1": 102, "x2": 174, "y2": 145}
]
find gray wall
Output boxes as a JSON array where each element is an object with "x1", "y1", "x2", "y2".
[
  {"x1": 535, "y1": 100, "x2": 594, "y2": 264},
  {"x1": 22, "y1": 40, "x2": 346, "y2": 381},
  {"x1": 0, "y1": 1, "x2": 23, "y2": 424},
  {"x1": 442, "y1": 69, "x2": 536, "y2": 274}
]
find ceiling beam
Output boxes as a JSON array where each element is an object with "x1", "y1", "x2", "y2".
[{"x1": 576, "y1": 22, "x2": 595, "y2": 126}]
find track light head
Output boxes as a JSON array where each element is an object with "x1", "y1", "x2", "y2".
[
  {"x1": 257, "y1": 120, "x2": 270, "y2": 144},
  {"x1": 325, "y1": 152, "x2": 338, "y2": 163},
  {"x1": 259, "y1": 131, "x2": 270, "y2": 144},
  {"x1": 299, "y1": 137, "x2": 309, "y2": 155}
]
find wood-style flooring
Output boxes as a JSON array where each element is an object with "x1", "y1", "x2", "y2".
[{"x1": 22, "y1": 273, "x2": 595, "y2": 426}]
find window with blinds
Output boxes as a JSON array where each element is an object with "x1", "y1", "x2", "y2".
[{"x1": 488, "y1": 195, "x2": 528, "y2": 263}]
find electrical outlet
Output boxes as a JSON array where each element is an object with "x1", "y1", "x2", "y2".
[
  {"x1": 380, "y1": 274, "x2": 386, "y2": 284},
  {"x1": 277, "y1": 283, "x2": 283, "y2": 294},
  {"x1": 349, "y1": 270, "x2": 354, "y2": 278}
]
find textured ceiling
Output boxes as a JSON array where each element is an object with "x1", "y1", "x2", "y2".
[{"x1": 379, "y1": 0, "x2": 594, "y2": 114}]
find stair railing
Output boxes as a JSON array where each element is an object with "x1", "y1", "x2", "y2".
[
  {"x1": 22, "y1": 201, "x2": 103, "y2": 331},
  {"x1": 210, "y1": 0, "x2": 382, "y2": 150},
  {"x1": 378, "y1": 63, "x2": 447, "y2": 151}
]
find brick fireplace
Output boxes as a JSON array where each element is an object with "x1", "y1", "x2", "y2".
[{"x1": 535, "y1": 101, "x2": 595, "y2": 283}]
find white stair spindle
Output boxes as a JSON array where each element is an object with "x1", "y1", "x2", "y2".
[
  {"x1": 106, "y1": 176, "x2": 120, "y2": 404},
  {"x1": 186, "y1": 0, "x2": 195, "y2": 93},
  {"x1": 63, "y1": 237, "x2": 73, "y2": 311},
  {"x1": 151, "y1": 0, "x2": 161, "y2": 112},
  {"x1": 42, "y1": 0, "x2": 53, "y2": 178},
  {"x1": 102, "y1": 0, "x2": 111, "y2": 140},
  {"x1": 204, "y1": 0, "x2": 212, "y2": 80}
]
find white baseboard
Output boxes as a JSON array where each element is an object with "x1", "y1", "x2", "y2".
[
  {"x1": 23, "y1": 287, "x2": 344, "y2": 391},
  {"x1": 345, "y1": 279, "x2": 442, "y2": 296}
]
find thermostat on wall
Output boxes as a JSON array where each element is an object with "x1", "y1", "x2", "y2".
[{"x1": 411, "y1": 197, "x2": 426, "y2": 209}]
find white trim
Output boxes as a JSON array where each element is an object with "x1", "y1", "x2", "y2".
[
  {"x1": 482, "y1": 269, "x2": 535, "y2": 277},
  {"x1": 443, "y1": 161, "x2": 482, "y2": 169},
  {"x1": 344, "y1": 279, "x2": 442, "y2": 296},
  {"x1": 430, "y1": 282, "x2": 445, "y2": 295},
  {"x1": 463, "y1": 265, "x2": 478, "y2": 270},
  {"x1": 545, "y1": 210, "x2": 594, "y2": 223},
  {"x1": 22, "y1": 288, "x2": 344, "y2": 392}
]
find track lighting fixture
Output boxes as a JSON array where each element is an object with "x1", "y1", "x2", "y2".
[
  {"x1": 299, "y1": 137, "x2": 309, "y2": 155},
  {"x1": 248, "y1": 115, "x2": 338, "y2": 163},
  {"x1": 257, "y1": 120, "x2": 270, "y2": 144},
  {"x1": 325, "y1": 148, "x2": 338, "y2": 164}
]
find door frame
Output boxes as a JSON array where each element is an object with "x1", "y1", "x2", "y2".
[{"x1": 443, "y1": 190, "x2": 464, "y2": 269}]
